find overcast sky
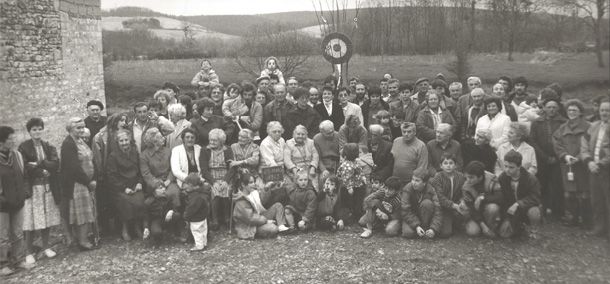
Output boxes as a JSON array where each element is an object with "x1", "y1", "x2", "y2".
[{"x1": 101, "y1": 0, "x2": 364, "y2": 16}]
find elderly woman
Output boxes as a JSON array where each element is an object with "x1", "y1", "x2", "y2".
[
  {"x1": 106, "y1": 129, "x2": 146, "y2": 241},
  {"x1": 416, "y1": 92, "x2": 456, "y2": 142},
  {"x1": 313, "y1": 120, "x2": 341, "y2": 177},
  {"x1": 60, "y1": 117, "x2": 96, "y2": 250},
  {"x1": 18, "y1": 118, "x2": 60, "y2": 265},
  {"x1": 284, "y1": 125, "x2": 320, "y2": 190},
  {"x1": 153, "y1": 90, "x2": 172, "y2": 119},
  {"x1": 171, "y1": 128, "x2": 202, "y2": 188},
  {"x1": 495, "y1": 122, "x2": 538, "y2": 176},
  {"x1": 338, "y1": 114, "x2": 368, "y2": 151},
  {"x1": 166, "y1": 103, "x2": 192, "y2": 149},
  {"x1": 260, "y1": 121, "x2": 286, "y2": 170},
  {"x1": 476, "y1": 96, "x2": 511, "y2": 149},
  {"x1": 200, "y1": 128, "x2": 234, "y2": 230},
  {"x1": 233, "y1": 172, "x2": 289, "y2": 239},
  {"x1": 553, "y1": 99, "x2": 591, "y2": 227},
  {"x1": 140, "y1": 127, "x2": 182, "y2": 242},
  {"x1": 462, "y1": 129, "x2": 497, "y2": 173},
  {"x1": 230, "y1": 129, "x2": 261, "y2": 180}
]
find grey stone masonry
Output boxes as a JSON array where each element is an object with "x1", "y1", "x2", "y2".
[{"x1": 0, "y1": 0, "x2": 105, "y2": 147}]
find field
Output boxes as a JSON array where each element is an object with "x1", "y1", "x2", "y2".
[
  {"x1": 7, "y1": 223, "x2": 610, "y2": 283},
  {"x1": 104, "y1": 51, "x2": 609, "y2": 113}
]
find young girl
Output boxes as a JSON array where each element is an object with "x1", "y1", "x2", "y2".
[
  {"x1": 183, "y1": 173, "x2": 210, "y2": 252},
  {"x1": 284, "y1": 170, "x2": 317, "y2": 231},
  {"x1": 260, "y1": 56, "x2": 285, "y2": 85},
  {"x1": 336, "y1": 143, "x2": 367, "y2": 221},
  {"x1": 374, "y1": 110, "x2": 393, "y2": 141},
  {"x1": 317, "y1": 175, "x2": 348, "y2": 231},
  {"x1": 222, "y1": 83, "x2": 249, "y2": 121}
]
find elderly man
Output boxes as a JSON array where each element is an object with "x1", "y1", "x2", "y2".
[
  {"x1": 313, "y1": 120, "x2": 341, "y2": 177},
  {"x1": 580, "y1": 99, "x2": 610, "y2": 239},
  {"x1": 368, "y1": 124, "x2": 394, "y2": 182},
  {"x1": 256, "y1": 75, "x2": 271, "y2": 97},
  {"x1": 467, "y1": 76, "x2": 482, "y2": 92},
  {"x1": 308, "y1": 86, "x2": 320, "y2": 108},
  {"x1": 263, "y1": 83, "x2": 294, "y2": 139},
  {"x1": 457, "y1": 88, "x2": 486, "y2": 142},
  {"x1": 338, "y1": 87, "x2": 364, "y2": 128},
  {"x1": 427, "y1": 123, "x2": 463, "y2": 173},
  {"x1": 84, "y1": 100, "x2": 107, "y2": 147},
  {"x1": 448, "y1": 82, "x2": 463, "y2": 102},
  {"x1": 391, "y1": 122, "x2": 428, "y2": 184}
]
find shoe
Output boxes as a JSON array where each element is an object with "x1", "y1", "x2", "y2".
[
  {"x1": 278, "y1": 224, "x2": 290, "y2": 232},
  {"x1": 78, "y1": 242, "x2": 94, "y2": 251},
  {"x1": 189, "y1": 246, "x2": 206, "y2": 252},
  {"x1": 0, "y1": 266, "x2": 15, "y2": 276},
  {"x1": 44, "y1": 249, "x2": 57, "y2": 259},
  {"x1": 25, "y1": 254, "x2": 36, "y2": 265},
  {"x1": 360, "y1": 229, "x2": 373, "y2": 238}
]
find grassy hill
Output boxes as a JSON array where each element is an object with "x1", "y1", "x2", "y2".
[{"x1": 102, "y1": 16, "x2": 239, "y2": 40}]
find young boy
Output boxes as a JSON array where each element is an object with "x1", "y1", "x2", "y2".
[
  {"x1": 429, "y1": 154, "x2": 467, "y2": 237},
  {"x1": 461, "y1": 161, "x2": 504, "y2": 238},
  {"x1": 497, "y1": 150, "x2": 542, "y2": 239},
  {"x1": 359, "y1": 176, "x2": 402, "y2": 238},
  {"x1": 317, "y1": 175, "x2": 349, "y2": 231},
  {"x1": 284, "y1": 171, "x2": 318, "y2": 231},
  {"x1": 400, "y1": 168, "x2": 442, "y2": 239},
  {"x1": 183, "y1": 173, "x2": 210, "y2": 251}
]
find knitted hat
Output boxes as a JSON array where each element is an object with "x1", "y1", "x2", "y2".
[
  {"x1": 86, "y1": 99, "x2": 104, "y2": 110},
  {"x1": 415, "y1": 77, "x2": 429, "y2": 86}
]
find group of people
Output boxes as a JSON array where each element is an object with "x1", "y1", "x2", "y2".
[{"x1": 1, "y1": 56, "x2": 609, "y2": 276}]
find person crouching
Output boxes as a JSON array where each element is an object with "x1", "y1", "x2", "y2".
[
  {"x1": 284, "y1": 170, "x2": 317, "y2": 231},
  {"x1": 359, "y1": 176, "x2": 402, "y2": 238},
  {"x1": 400, "y1": 168, "x2": 442, "y2": 239},
  {"x1": 183, "y1": 173, "x2": 210, "y2": 252},
  {"x1": 317, "y1": 175, "x2": 349, "y2": 231}
]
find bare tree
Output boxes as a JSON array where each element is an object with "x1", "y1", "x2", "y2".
[
  {"x1": 560, "y1": 0, "x2": 608, "y2": 67},
  {"x1": 487, "y1": 0, "x2": 536, "y2": 61},
  {"x1": 232, "y1": 23, "x2": 317, "y2": 77}
]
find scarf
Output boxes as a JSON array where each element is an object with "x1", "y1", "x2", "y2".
[{"x1": 246, "y1": 190, "x2": 266, "y2": 214}]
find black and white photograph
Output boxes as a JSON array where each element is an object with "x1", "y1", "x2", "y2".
[{"x1": 0, "y1": 0, "x2": 609, "y2": 282}]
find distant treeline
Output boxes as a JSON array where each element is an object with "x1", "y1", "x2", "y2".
[{"x1": 122, "y1": 18, "x2": 161, "y2": 29}]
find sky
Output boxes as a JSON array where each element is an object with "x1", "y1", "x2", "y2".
[{"x1": 101, "y1": 0, "x2": 365, "y2": 16}]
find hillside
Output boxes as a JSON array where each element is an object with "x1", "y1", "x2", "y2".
[
  {"x1": 102, "y1": 16, "x2": 239, "y2": 40},
  {"x1": 179, "y1": 15, "x2": 275, "y2": 36}
]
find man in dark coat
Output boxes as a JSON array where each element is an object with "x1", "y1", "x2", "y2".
[
  {"x1": 84, "y1": 100, "x2": 107, "y2": 147},
  {"x1": 368, "y1": 124, "x2": 394, "y2": 182}
]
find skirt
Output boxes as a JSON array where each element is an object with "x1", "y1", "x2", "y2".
[
  {"x1": 22, "y1": 183, "x2": 60, "y2": 231},
  {"x1": 69, "y1": 183, "x2": 96, "y2": 225},
  {"x1": 113, "y1": 191, "x2": 146, "y2": 222}
]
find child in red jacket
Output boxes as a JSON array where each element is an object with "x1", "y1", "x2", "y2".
[{"x1": 183, "y1": 173, "x2": 210, "y2": 252}]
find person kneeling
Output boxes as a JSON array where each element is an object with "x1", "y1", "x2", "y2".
[
  {"x1": 462, "y1": 161, "x2": 504, "y2": 238},
  {"x1": 233, "y1": 173, "x2": 290, "y2": 240},
  {"x1": 360, "y1": 176, "x2": 402, "y2": 238},
  {"x1": 497, "y1": 150, "x2": 542, "y2": 239},
  {"x1": 317, "y1": 175, "x2": 349, "y2": 231},
  {"x1": 183, "y1": 174, "x2": 210, "y2": 252},
  {"x1": 284, "y1": 170, "x2": 317, "y2": 231},
  {"x1": 400, "y1": 169, "x2": 442, "y2": 239}
]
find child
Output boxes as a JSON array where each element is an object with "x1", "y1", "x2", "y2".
[
  {"x1": 374, "y1": 110, "x2": 393, "y2": 141},
  {"x1": 359, "y1": 176, "x2": 402, "y2": 238},
  {"x1": 336, "y1": 143, "x2": 367, "y2": 220},
  {"x1": 260, "y1": 56, "x2": 285, "y2": 85},
  {"x1": 222, "y1": 83, "x2": 249, "y2": 122},
  {"x1": 497, "y1": 150, "x2": 542, "y2": 239},
  {"x1": 182, "y1": 173, "x2": 210, "y2": 251},
  {"x1": 519, "y1": 95, "x2": 540, "y2": 132},
  {"x1": 317, "y1": 175, "x2": 349, "y2": 231},
  {"x1": 191, "y1": 59, "x2": 220, "y2": 89},
  {"x1": 367, "y1": 173, "x2": 384, "y2": 196},
  {"x1": 400, "y1": 168, "x2": 442, "y2": 239},
  {"x1": 429, "y1": 154, "x2": 467, "y2": 238},
  {"x1": 284, "y1": 170, "x2": 317, "y2": 231},
  {"x1": 461, "y1": 161, "x2": 504, "y2": 238}
]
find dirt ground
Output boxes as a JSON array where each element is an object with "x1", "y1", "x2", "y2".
[{"x1": 5, "y1": 221, "x2": 610, "y2": 283}]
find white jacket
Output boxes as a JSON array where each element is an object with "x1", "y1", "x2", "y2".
[
  {"x1": 171, "y1": 144, "x2": 202, "y2": 187},
  {"x1": 476, "y1": 113, "x2": 511, "y2": 149}
]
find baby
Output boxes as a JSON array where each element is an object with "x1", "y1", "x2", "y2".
[
  {"x1": 222, "y1": 83, "x2": 249, "y2": 121},
  {"x1": 260, "y1": 56, "x2": 285, "y2": 85}
]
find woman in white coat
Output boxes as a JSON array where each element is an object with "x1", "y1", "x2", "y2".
[
  {"x1": 476, "y1": 96, "x2": 511, "y2": 149},
  {"x1": 171, "y1": 128, "x2": 202, "y2": 188}
]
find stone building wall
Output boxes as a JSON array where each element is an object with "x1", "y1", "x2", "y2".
[{"x1": 0, "y1": 0, "x2": 105, "y2": 147}]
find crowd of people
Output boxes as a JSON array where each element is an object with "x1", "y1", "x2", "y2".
[{"x1": 0, "y1": 56, "x2": 609, "y2": 276}]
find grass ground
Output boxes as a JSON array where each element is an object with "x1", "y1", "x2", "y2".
[
  {"x1": 5, "y1": 222, "x2": 610, "y2": 283},
  {"x1": 104, "y1": 51, "x2": 609, "y2": 114}
]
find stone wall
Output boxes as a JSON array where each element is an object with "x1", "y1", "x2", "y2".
[{"x1": 0, "y1": 0, "x2": 105, "y2": 147}]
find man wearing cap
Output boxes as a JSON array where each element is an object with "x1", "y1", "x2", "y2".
[
  {"x1": 411, "y1": 77, "x2": 430, "y2": 105},
  {"x1": 256, "y1": 75, "x2": 271, "y2": 100},
  {"x1": 84, "y1": 99, "x2": 107, "y2": 147}
]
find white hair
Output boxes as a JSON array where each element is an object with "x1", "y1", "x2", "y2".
[
  {"x1": 449, "y1": 82, "x2": 463, "y2": 90},
  {"x1": 293, "y1": 124, "x2": 308, "y2": 135},
  {"x1": 167, "y1": 103, "x2": 186, "y2": 121},
  {"x1": 436, "y1": 123, "x2": 453, "y2": 134},
  {"x1": 319, "y1": 120, "x2": 334, "y2": 132},
  {"x1": 267, "y1": 121, "x2": 284, "y2": 134},
  {"x1": 467, "y1": 76, "x2": 481, "y2": 85},
  {"x1": 209, "y1": 128, "x2": 227, "y2": 144},
  {"x1": 369, "y1": 124, "x2": 384, "y2": 135}
]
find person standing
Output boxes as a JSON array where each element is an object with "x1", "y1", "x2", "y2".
[{"x1": 84, "y1": 100, "x2": 107, "y2": 147}]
